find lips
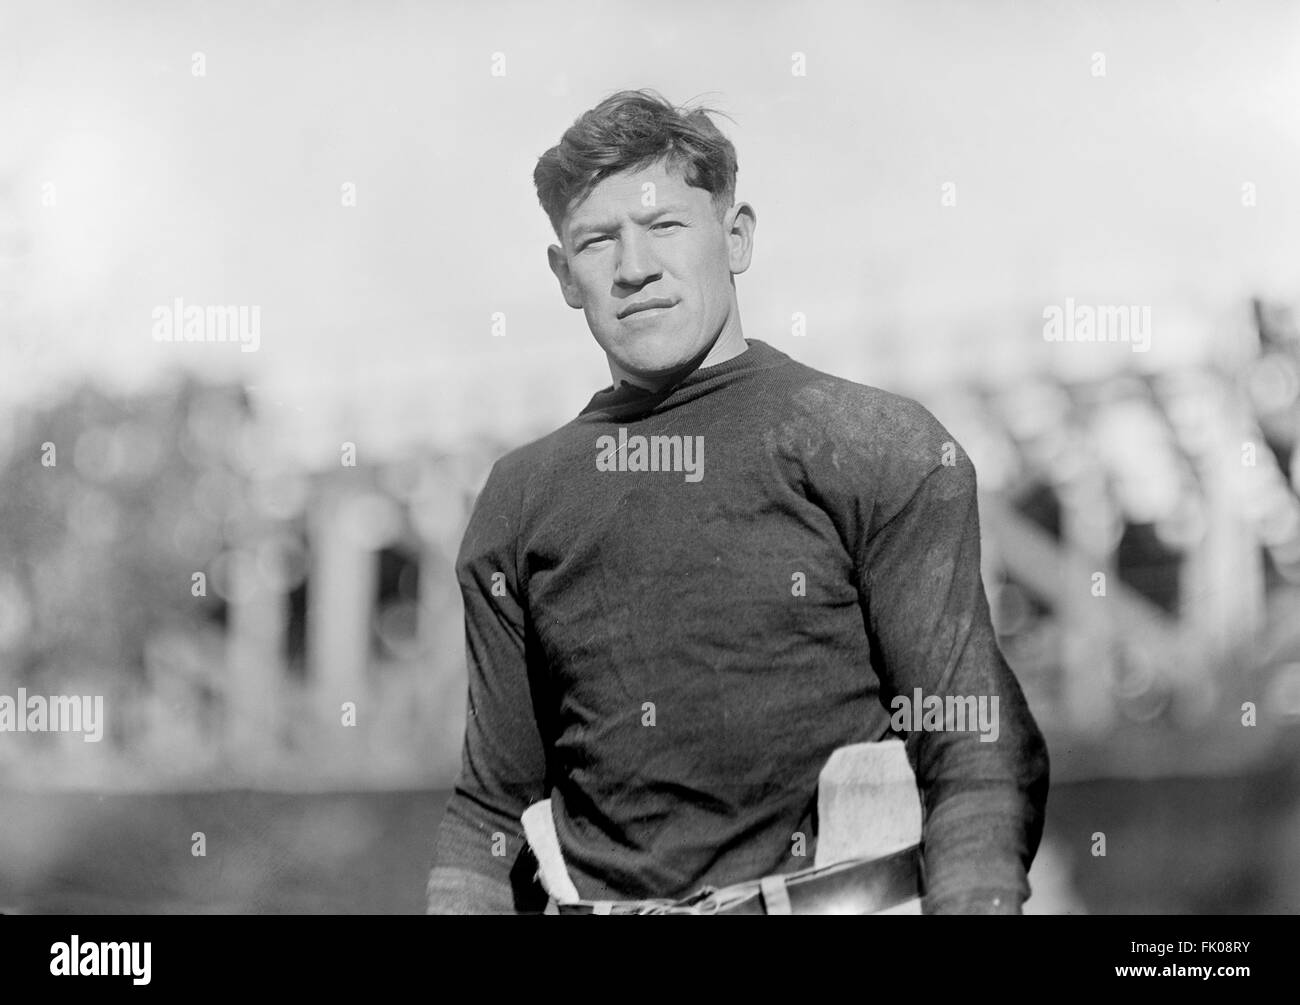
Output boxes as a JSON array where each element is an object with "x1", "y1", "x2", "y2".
[{"x1": 618, "y1": 298, "x2": 677, "y2": 319}]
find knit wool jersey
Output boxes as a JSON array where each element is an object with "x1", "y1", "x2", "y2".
[{"x1": 429, "y1": 339, "x2": 1049, "y2": 913}]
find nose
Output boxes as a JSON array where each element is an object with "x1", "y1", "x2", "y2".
[{"x1": 613, "y1": 231, "x2": 661, "y2": 288}]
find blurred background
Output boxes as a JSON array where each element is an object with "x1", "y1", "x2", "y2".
[{"x1": 2, "y1": 0, "x2": 1299, "y2": 913}]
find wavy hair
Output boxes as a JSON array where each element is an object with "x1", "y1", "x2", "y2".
[{"x1": 533, "y1": 89, "x2": 737, "y2": 237}]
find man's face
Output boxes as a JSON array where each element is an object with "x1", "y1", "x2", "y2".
[{"x1": 547, "y1": 161, "x2": 754, "y2": 384}]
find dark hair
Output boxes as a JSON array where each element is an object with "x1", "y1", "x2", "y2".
[{"x1": 533, "y1": 89, "x2": 738, "y2": 237}]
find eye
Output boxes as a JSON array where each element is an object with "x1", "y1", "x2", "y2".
[
  {"x1": 652, "y1": 221, "x2": 684, "y2": 231},
  {"x1": 579, "y1": 235, "x2": 612, "y2": 251}
]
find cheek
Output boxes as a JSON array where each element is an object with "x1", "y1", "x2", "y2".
[
  {"x1": 692, "y1": 258, "x2": 731, "y2": 309},
  {"x1": 689, "y1": 240, "x2": 730, "y2": 288},
  {"x1": 574, "y1": 275, "x2": 611, "y2": 313}
]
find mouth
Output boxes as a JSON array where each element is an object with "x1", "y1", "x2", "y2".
[{"x1": 618, "y1": 298, "x2": 677, "y2": 319}]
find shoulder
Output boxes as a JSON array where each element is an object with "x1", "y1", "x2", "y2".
[
  {"x1": 763, "y1": 356, "x2": 983, "y2": 541},
  {"x1": 481, "y1": 414, "x2": 587, "y2": 494},
  {"x1": 773, "y1": 356, "x2": 965, "y2": 487},
  {"x1": 456, "y1": 432, "x2": 557, "y2": 569},
  {"x1": 462, "y1": 412, "x2": 594, "y2": 538}
]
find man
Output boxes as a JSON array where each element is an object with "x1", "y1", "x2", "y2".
[{"x1": 427, "y1": 89, "x2": 1049, "y2": 914}]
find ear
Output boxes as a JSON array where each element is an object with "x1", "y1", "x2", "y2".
[
  {"x1": 547, "y1": 244, "x2": 585, "y2": 309},
  {"x1": 724, "y1": 202, "x2": 757, "y2": 275}
]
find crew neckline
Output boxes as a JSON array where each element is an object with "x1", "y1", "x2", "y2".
[{"x1": 579, "y1": 339, "x2": 786, "y2": 416}]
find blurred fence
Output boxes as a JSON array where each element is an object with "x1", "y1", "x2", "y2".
[{"x1": 2, "y1": 299, "x2": 1299, "y2": 791}]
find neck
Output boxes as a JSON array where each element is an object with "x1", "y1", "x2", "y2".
[{"x1": 609, "y1": 314, "x2": 749, "y2": 393}]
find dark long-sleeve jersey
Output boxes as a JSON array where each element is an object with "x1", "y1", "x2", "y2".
[{"x1": 427, "y1": 338, "x2": 1049, "y2": 914}]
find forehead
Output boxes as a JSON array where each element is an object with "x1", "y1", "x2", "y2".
[{"x1": 564, "y1": 161, "x2": 714, "y2": 231}]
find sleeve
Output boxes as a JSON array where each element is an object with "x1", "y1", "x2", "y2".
[
  {"x1": 426, "y1": 458, "x2": 551, "y2": 915},
  {"x1": 856, "y1": 438, "x2": 1050, "y2": 915}
]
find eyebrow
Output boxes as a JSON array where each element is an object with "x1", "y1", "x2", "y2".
[{"x1": 568, "y1": 203, "x2": 692, "y2": 241}]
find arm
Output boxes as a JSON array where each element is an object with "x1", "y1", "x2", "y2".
[
  {"x1": 426, "y1": 459, "x2": 550, "y2": 915},
  {"x1": 855, "y1": 429, "x2": 1050, "y2": 914}
]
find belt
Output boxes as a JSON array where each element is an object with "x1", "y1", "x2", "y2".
[{"x1": 555, "y1": 844, "x2": 923, "y2": 915}]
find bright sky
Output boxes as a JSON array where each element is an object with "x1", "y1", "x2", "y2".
[{"x1": 3, "y1": 0, "x2": 1299, "y2": 455}]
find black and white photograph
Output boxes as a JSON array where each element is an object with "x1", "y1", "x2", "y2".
[{"x1": 1, "y1": 0, "x2": 1297, "y2": 979}]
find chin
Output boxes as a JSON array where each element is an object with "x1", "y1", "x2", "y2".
[{"x1": 609, "y1": 332, "x2": 706, "y2": 376}]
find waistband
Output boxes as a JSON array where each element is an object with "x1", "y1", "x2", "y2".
[{"x1": 555, "y1": 844, "x2": 924, "y2": 915}]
